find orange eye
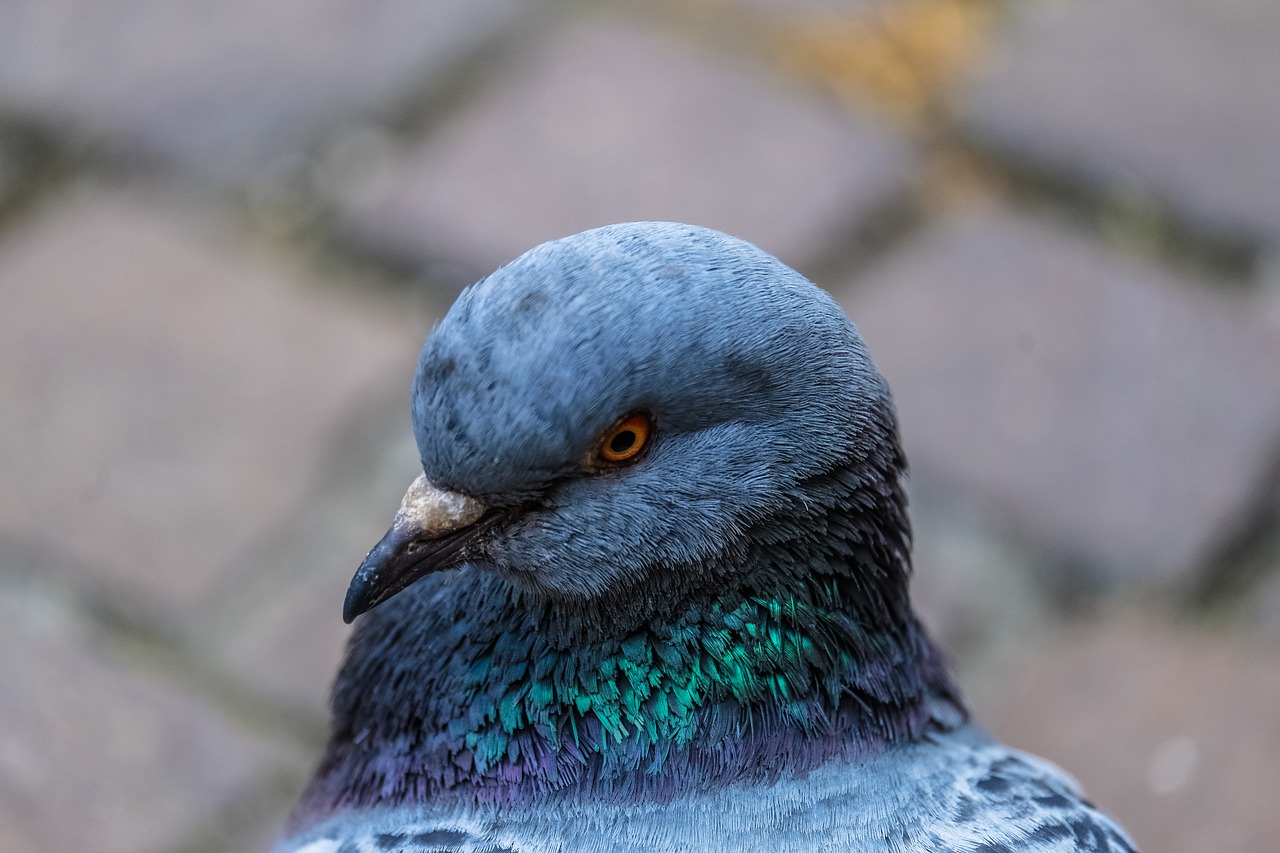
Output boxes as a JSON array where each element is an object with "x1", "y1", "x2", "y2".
[{"x1": 599, "y1": 412, "x2": 652, "y2": 464}]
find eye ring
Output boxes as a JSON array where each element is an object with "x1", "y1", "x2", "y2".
[{"x1": 598, "y1": 411, "x2": 652, "y2": 464}]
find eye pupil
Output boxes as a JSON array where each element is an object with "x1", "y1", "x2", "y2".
[
  {"x1": 598, "y1": 412, "x2": 651, "y2": 464},
  {"x1": 610, "y1": 431, "x2": 636, "y2": 454}
]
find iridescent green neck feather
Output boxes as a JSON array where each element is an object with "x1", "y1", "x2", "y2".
[{"x1": 295, "y1": 459, "x2": 965, "y2": 821}]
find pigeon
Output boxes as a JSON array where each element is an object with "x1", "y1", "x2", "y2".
[{"x1": 279, "y1": 222, "x2": 1136, "y2": 852}]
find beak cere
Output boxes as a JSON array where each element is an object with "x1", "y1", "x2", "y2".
[
  {"x1": 343, "y1": 474, "x2": 489, "y2": 623},
  {"x1": 393, "y1": 473, "x2": 487, "y2": 537}
]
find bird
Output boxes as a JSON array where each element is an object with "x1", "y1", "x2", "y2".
[{"x1": 278, "y1": 222, "x2": 1136, "y2": 852}]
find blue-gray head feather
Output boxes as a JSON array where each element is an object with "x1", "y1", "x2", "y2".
[{"x1": 413, "y1": 222, "x2": 893, "y2": 598}]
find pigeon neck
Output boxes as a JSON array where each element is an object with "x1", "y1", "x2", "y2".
[{"x1": 293, "y1": 460, "x2": 963, "y2": 824}]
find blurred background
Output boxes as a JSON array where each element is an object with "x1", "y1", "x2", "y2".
[{"x1": 1, "y1": 0, "x2": 1278, "y2": 850}]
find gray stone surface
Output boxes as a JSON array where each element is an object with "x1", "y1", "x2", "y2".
[
  {"x1": 1244, "y1": 533, "x2": 1280, "y2": 642},
  {"x1": 0, "y1": 188, "x2": 425, "y2": 612},
  {"x1": 0, "y1": 143, "x2": 13, "y2": 201},
  {"x1": 839, "y1": 208, "x2": 1280, "y2": 588},
  {"x1": 984, "y1": 613, "x2": 1280, "y2": 853},
  {"x1": 0, "y1": 0, "x2": 524, "y2": 182},
  {"x1": 203, "y1": 385, "x2": 425, "y2": 714},
  {"x1": 965, "y1": 0, "x2": 1280, "y2": 245},
  {"x1": 715, "y1": 0, "x2": 885, "y2": 15},
  {"x1": 0, "y1": 583, "x2": 297, "y2": 853},
  {"x1": 907, "y1": 493, "x2": 1050, "y2": 705},
  {"x1": 336, "y1": 18, "x2": 914, "y2": 279}
]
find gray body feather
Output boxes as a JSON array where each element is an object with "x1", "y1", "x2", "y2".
[{"x1": 284, "y1": 725, "x2": 1133, "y2": 853}]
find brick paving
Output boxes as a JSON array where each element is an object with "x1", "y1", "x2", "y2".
[
  {"x1": 203, "y1": 400, "x2": 425, "y2": 713},
  {"x1": 0, "y1": 187, "x2": 425, "y2": 614},
  {"x1": 0, "y1": 2, "x2": 1277, "y2": 850},
  {"x1": 964, "y1": 0, "x2": 1280, "y2": 247},
  {"x1": 333, "y1": 16, "x2": 914, "y2": 282},
  {"x1": 0, "y1": 583, "x2": 306, "y2": 853},
  {"x1": 0, "y1": 0, "x2": 530, "y2": 184},
  {"x1": 982, "y1": 612, "x2": 1280, "y2": 853},
  {"x1": 839, "y1": 209, "x2": 1280, "y2": 591},
  {"x1": 0, "y1": 143, "x2": 13, "y2": 201}
]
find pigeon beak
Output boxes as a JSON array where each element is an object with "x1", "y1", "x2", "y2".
[{"x1": 343, "y1": 474, "x2": 491, "y2": 623}]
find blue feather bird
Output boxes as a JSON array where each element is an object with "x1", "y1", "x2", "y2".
[{"x1": 278, "y1": 223, "x2": 1136, "y2": 852}]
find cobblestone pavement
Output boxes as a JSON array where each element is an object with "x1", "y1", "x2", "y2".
[{"x1": 1, "y1": 2, "x2": 1277, "y2": 851}]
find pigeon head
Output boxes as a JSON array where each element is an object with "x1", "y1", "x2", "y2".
[{"x1": 344, "y1": 222, "x2": 901, "y2": 620}]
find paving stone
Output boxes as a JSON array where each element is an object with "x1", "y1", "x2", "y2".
[
  {"x1": 839, "y1": 208, "x2": 1280, "y2": 588},
  {"x1": 337, "y1": 18, "x2": 914, "y2": 279},
  {"x1": 1245, "y1": 556, "x2": 1280, "y2": 643},
  {"x1": 0, "y1": 143, "x2": 13, "y2": 201},
  {"x1": 981, "y1": 612, "x2": 1280, "y2": 853},
  {"x1": 0, "y1": 187, "x2": 425, "y2": 612},
  {"x1": 0, "y1": 582, "x2": 299, "y2": 853},
  {"x1": 220, "y1": 559, "x2": 355, "y2": 721},
  {"x1": 754, "y1": 0, "x2": 998, "y2": 122},
  {"x1": 908, "y1": 493, "x2": 1051, "y2": 705},
  {"x1": 964, "y1": 0, "x2": 1280, "y2": 246},
  {"x1": 203, "y1": 384, "x2": 425, "y2": 715},
  {"x1": 711, "y1": 0, "x2": 885, "y2": 15},
  {"x1": 201, "y1": 794, "x2": 306, "y2": 853},
  {"x1": 0, "y1": 0, "x2": 524, "y2": 182}
]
